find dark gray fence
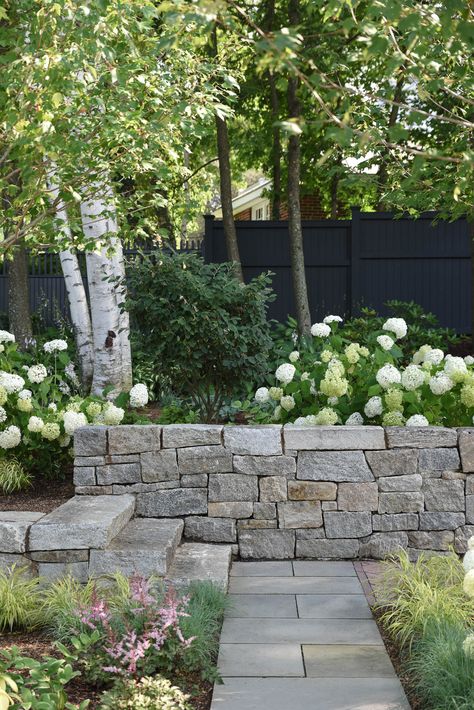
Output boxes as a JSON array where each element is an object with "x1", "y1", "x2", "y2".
[{"x1": 204, "y1": 208, "x2": 471, "y2": 332}]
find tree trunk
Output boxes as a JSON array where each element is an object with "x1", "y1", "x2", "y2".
[
  {"x1": 330, "y1": 151, "x2": 343, "y2": 219},
  {"x1": 264, "y1": 0, "x2": 282, "y2": 220},
  {"x1": 377, "y1": 75, "x2": 404, "y2": 210},
  {"x1": 470, "y1": 220, "x2": 474, "y2": 349},
  {"x1": 287, "y1": 0, "x2": 311, "y2": 335},
  {"x1": 7, "y1": 244, "x2": 33, "y2": 349},
  {"x1": 211, "y1": 26, "x2": 244, "y2": 281}
]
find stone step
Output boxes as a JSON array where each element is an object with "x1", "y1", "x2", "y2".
[
  {"x1": 89, "y1": 518, "x2": 184, "y2": 578},
  {"x1": 167, "y1": 542, "x2": 232, "y2": 591},
  {"x1": 28, "y1": 495, "x2": 135, "y2": 551}
]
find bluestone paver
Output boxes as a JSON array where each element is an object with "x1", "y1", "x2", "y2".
[
  {"x1": 220, "y1": 617, "x2": 383, "y2": 645},
  {"x1": 296, "y1": 594, "x2": 372, "y2": 619},
  {"x1": 292, "y1": 560, "x2": 356, "y2": 576},
  {"x1": 230, "y1": 561, "x2": 293, "y2": 576},
  {"x1": 229, "y1": 575, "x2": 363, "y2": 595},
  {"x1": 227, "y1": 594, "x2": 298, "y2": 618},
  {"x1": 303, "y1": 644, "x2": 396, "y2": 677},
  {"x1": 218, "y1": 644, "x2": 304, "y2": 677}
]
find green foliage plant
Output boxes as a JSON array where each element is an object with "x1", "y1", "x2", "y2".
[
  {"x1": 0, "y1": 565, "x2": 42, "y2": 632},
  {"x1": 0, "y1": 459, "x2": 32, "y2": 494},
  {"x1": 99, "y1": 676, "x2": 191, "y2": 710},
  {"x1": 40, "y1": 577, "x2": 97, "y2": 641}
]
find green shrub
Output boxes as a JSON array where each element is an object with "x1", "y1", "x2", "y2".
[
  {"x1": 40, "y1": 576, "x2": 97, "y2": 641},
  {"x1": 126, "y1": 252, "x2": 274, "y2": 422},
  {"x1": 0, "y1": 458, "x2": 32, "y2": 493},
  {"x1": 408, "y1": 619, "x2": 474, "y2": 710},
  {"x1": 0, "y1": 565, "x2": 42, "y2": 631},
  {"x1": 99, "y1": 676, "x2": 191, "y2": 709},
  {"x1": 375, "y1": 550, "x2": 473, "y2": 649}
]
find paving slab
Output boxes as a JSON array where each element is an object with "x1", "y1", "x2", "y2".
[
  {"x1": 230, "y1": 561, "x2": 293, "y2": 577},
  {"x1": 292, "y1": 561, "x2": 356, "y2": 576},
  {"x1": 296, "y1": 594, "x2": 372, "y2": 619},
  {"x1": 227, "y1": 594, "x2": 298, "y2": 619},
  {"x1": 303, "y1": 644, "x2": 396, "y2": 677},
  {"x1": 220, "y1": 617, "x2": 383, "y2": 645},
  {"x1": 211, "y1": 677, "x2": 409, "y2": 710},
  {"x1": 218, "y1": 644, "x2": 304, "y2": 677},
  {"x1": 229, "y1": 575, "x2": 363, "y2": 595}
]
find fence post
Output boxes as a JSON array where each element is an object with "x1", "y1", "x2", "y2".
[
  {"x1": 350, "y1": 206, "x2": 362, "y2": 317},
  {"x1": 203, "y1": 214, "x2": 215, "y2": 263}
]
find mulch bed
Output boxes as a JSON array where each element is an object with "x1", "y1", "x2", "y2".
[{"x1": 0, "y1": 471, "x2": 74, "y2": 513}]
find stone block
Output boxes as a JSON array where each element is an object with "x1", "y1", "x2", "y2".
[
  {"x1": 467, "y1": 476, "x2": 474, "y2": 494},
  {"x1": 385, "y1": 427, "x2": 457, "y2": 449},
  {"x1": 223, "y1": 426, "x2": 282, "y2": 456},
  {"x1": 365, "y1": 449, "x2": 418, "y2": 477},
  {"x1": 0, "y1": 553, "x2": 37, "y2": 576},
  {"x1": 239, "y1": 529, "x2": 295, "y2": 559},
  {"x1": 185, "y1": 516, "x2": 236, "y2": 543},
  {"x1": 322, "y1": 501, "x2": 338, "y2": 511},
  {"x1": 372, "y1": 514, "x2": 419, "y2": 532},
  {"x1": 418, "y1": 447, "x2": 460, "y2": 471},
  {"x1": 338, "y1": 483, "x2": 378, "y2": 512},
  {"x1": 136, "y1": 489, "x2": 207, "y2": 517},
  {"x1": 253, "y1": 502, "x2": 276, "y2": 519},
  {"x1": 297, "y1": 451, "x2": 374, "y2": 482},
  {"x1": 442, "y1": 471, "x2": 466, "y2": 480},
  {"x1": 378, "y1": 492, "x2": 424, "y2": 514},
  {"x1": 38, "y1": 561, "x2": 89, "y2": 583},
  {"x1": 420, "y1": 512, "x2": 465, "y2": 530},
  {"x1": 141, "y1": 450, "x2": 178, "y2": 482},
  {"x1": 73, "y1": 466, "x2": 96, "y2": 487},
  {"x1": 238, "y1": 519, "x2": 278, "y2": 529},
  {"x1": 423, "y1": 479, "x2": 465, "y2": 512},
  {"x1": 284, "y1": 425, "x2": 385, "y2": 451},
  {"x1": 208, "y1": 502, "x2": 253, "y2": 518},
  {"x1": 0, "y1": 512, "x2": 44, "y2": 553},
  {"x1": 296, "y1": 538, "x2": 359, "y2": 559},
  {"x1": 96, "y1": 463, "x2": 141, "y2": 485},
  {"x1": 106, "y1": 454, "x2": 140, "y2": 464},
  {"x1": 378, "y1": 474, "x2": 422, "y2": 492},
  {"x1": 288, "y1": 481, "x2": 336, "y2": 501},
  {"x1": 296, "y1": 529, "x2": 326, "y2": 539},
  {"x1": 209, "y1": 474, "x2": 258, "y2": 502},
  {"x1": 278, "y1": 501, "x2": 323, "y2": 529},
  {"x1": 259, "y1": 476, "x2": 288, "y2": 502},
  {"x1": 28, "y1": 549, "x2": 89, "y2": 563},
  {"x1": 167, "y1": 543, "x2": 232, "y2": 590},
  {"x1": 324, "y1": 512, "x2": 372, "y2": 538},
  {"x1": 178, "y1": 446, "x2": 233, "y2": 474},
  {"x1": 108, "y1": 425, "x2": 161, "y2": 454},
  {"x1": 359, "y1": 532, "x2": 408, "y2": 559},
  {"x1": 454, "y1": 525, "x2": 474, "y2": 553},
  {"x1": 181, "y1": 474, "x2": 208, "y2": 488},
  {"x1": 74, "y1": 426, "x2": 107, "y2": 456},
  {"x1": 408, "y1": 530, "x2": 454, "y2": 550},
  {"x1": 233, "y1": 455, "x2": 296, "y2": 476},
  {"x1": 111, "y1": 482, "x2": 177, "y2": 494},
  {"x1": 162, "y1": 424, "x2": 222, "y2": 448},
  {"x1": 466, "y1": 495, "x2": 474, "y2": 524},
  {"x1": 75, "y1": 456, "x2": 105, "y2": 466},
  {"x1": 459, "y1": 430, "x2": 474, "y2": 472},
  {"x1": 75, "y1": 485, "x2": 113, "y2": 495}
]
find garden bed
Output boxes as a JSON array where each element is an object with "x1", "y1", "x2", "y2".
[{"x1": 0, "y1": 472, "x2": 74, "y2": 513}]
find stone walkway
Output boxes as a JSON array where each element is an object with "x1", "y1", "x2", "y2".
[{"x1": 211, "y1": 561, "x2": 409, "y2": 710}]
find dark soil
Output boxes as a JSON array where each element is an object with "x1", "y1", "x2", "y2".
[{"x1": 0, "y1": 471, "x2": 74, "y2": 513}]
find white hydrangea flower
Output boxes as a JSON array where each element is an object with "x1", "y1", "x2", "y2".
[
  {"x1": 65, "y1": 362, "x2": 80, "y2": 387},
  {"x1": 406, "y1": 414, "x2": 429, "y2": 427},
  {"x1": 275, "y1": 363, "x2": 296, "y2": 385},
  {"x1": 301, "y1": 372, "x2": 310, "y2": 381},
  {"x1": 444, "y1": 354, "x2": 468, "y2": 382},
  {"x1": 43, "y1": 339, "x2": 68, "y2": 354},
  {"x1": 28, "y1": 416, "x2": 44, "y2": 433},
  {"x1": 314, "y1": 407, "x2": 338, "y2": 425},
  {"x1": 58, "y1": 381, "x2": 71, "y2": 396},
  {"x1": 463, "y1": 537, "x2": 474, "y2": 573},
  {"x1": 401, "y1": 364, "x2": 425, "y2": 391},
  {"x1": 382, "y1": 317, "x2": 407, "y2": 339},
  {"x1": 86, "y1": 401, "x2": 102, "y2": 419},
  {"x1": 269, "y1": 387, "x2": 283, "y2": 401},
  {"x1": 364, "y1": 396, "x2": 383, "y2": 418},
  {"x1": 0, "y1": 331, "x2": 15, "y2": 343},
  {"x1": 376, "y1": 363, "x2": 401, "y2": 389},
  {"x1": 293, "y1": 417, "x2": 308, "y2": 426},
  {"x1": 423, "y1": 348, "x2": 444, "y2": 366},
  {"x1": 310, "y1": 322, "x2": 331, "y2": 338},
  {"x1": 48, "y1": 402, "x2": 58, "y2": 412},
  {"x1": 465, "y1": 356, "x2": 474, "y2": 366},
  {"x1": 412, "y1": 344, "x2": 432, "y2": 365},
  {"x1": 289, "y1": 351, "x2": 300, "y2": 363},
  {"x1": 129, "y1": 383, "x2": 149, "y2": 408},
  {"x1": 63, "y1": 410, "x2": 88, "y2": 435},
  {"x1": 323, "y1": 315, "x2": 343, "y2": 324},
  {"x1": 377, "y1": 335, "x2": 394, "y2": 351},
  {"x1": 327, "y1": 396, "x2": 339, "y2": 405},
  {"x1": 0, "y1": 425, "x2": 21, "y2": 449},
  {"x1": 281, "y1": 395, "x2": 296, "y2": 411},
  {"x1": 0, "y1": 406, "x2": 6, "y2": 424},
  {"x1": 103, "y1": 403, "x2": 125, "y2": 425},
  {"x1": 463, "y1": 569, "x2": 474, "y2": 598},
  {"x1": 345, "y1": 412, "x2": 364, "y2": 426},
  {"x1": 255, "y1": 387, "x2": 270, "y2": 404},
  {"x1": 272, "y1": 405, "x2": 282, "y2": 422},
  {"x1": 42, "y1": 423, "x2": 60, "y2": 441},
  {"x1": 17, "y1": 397, "x2": 32, "y2": 413},
  {"x1": 27, "y1": 364, "x2": 48, "y2": 384},
  {"x1": 0, "y1": 371, "x2": 25, "y2": 394},
  {"x1": 18, "y1": 389, "x2": 32, "y2": 400},
  {"x1": 429, "y1": 372, "x2": 454, "y2": 395},
  {"x1": 59, "y1": 434, "x2": 71, "y2": 448}
]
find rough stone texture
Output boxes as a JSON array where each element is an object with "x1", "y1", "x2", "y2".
[
  {"x1": 378, "y1": 475, "x2": 422, "y2": 492},
  {"x1": 136, "y1": 489, "x2": 207, "y2": 517},
  {"x1": 419, "y1": 448, "x2": 460, "y2": 471},
  {"x1": 112, "y1": 482, "x2": 176, "y2": 494},
  {"x1": 459, "y1": 430, "x2": 474, "y2": 472},
  {"x1": 297, "y1": 451, "x2": 374, "y2": 482},
  {"x1": 408, "y1": 530, "x2": 454, "y2": 550},
  {"x1": 75, "y1": 456, "x2": 105, "y2": 467},
  {"x1": 167, "y1": 543, "x2": 232, "y2": 590},
  {"x1": 442, "y1": 471, "x2": 466, "y2": 480},
  {"x1": 238, "y1": 519, "x2": 278, "y2": 529},
  {"x1": 239, "y1": 529, "x2": 295, "y2": 559},
  {"x1": 106, "y1": 454, "x2": 140, "y2": 464},
  {"x1": 28, "y1": 495, "x2": 135, "y2": 550},
  {"x1": 385, "y1": 427, "x2": 457, "y2": 449},
  {"x1": 419, "y1": 512, "x2": 465, "y2": 530},
  {"x1": 0, "y1": 512, "x2": 44, "y2": 553},
  {"x1": 96, "y1": 463, "x2": 141, "y2": 485},
  {"x1": 208, "y1": 502, "x2": 253, "y2": 518},
  {"x1": 365, "y1": 449, "x2": 418, "y2": 477},
  {"x1": 359, "y1": 532, "x2": 408, "y2": 559},
  {"x1": 76, "y1": 485, "x2": 114, "y2": 495},
  {"x1": 185, "y1": 516, "x2": 236, "y2": 543},
  {"x1": 259, "y1": 476, "x2": 288, "y2": 503},
  {"x1": 322, "y1": 501, "x2": 338, "y2": 511},
  {"x1": 455, "y1": 525, "x2": 474, "y2": 553},
  {"x1": 466, "y1": 496, "x2": 474, "y2": 524},
  {"x1": 141, "y1": 450, "x2": 179, "y2": 483},
  {"x1": 73, "y1": 467, "x2": 96, "y2": 487},
  {"x1": 233, "y1": 455, "x2": 296, "y2": 476},
  {"x1": 379, "y1": 492, "x2": 424, "y2": 514},
  {"x1": 74, "y1": 426, "x2": 107, "y2": 456},
  {"x1": 28, "y1": 549, "x2": 88, "y2": 563},
  {"x1": 288, "y1": 481, "x2": 336, "y2": 501},
  {"x1": 108, "y1": 425, "x2": 161, "y2": 455},
  {"x1": 338, "y1": 483, "x2": 378, "y2": 512},
  {"x1": 284, "y1": 425, "x2": 385, "y2": 451},
  {"x1": 324, "y1": 512, "x2": 372, "y2": 539},
  {"x1": 423, "y1": 479, "x2": 465, "y2": 512},
  {"x1": 278, "y1": 501, "x2": 323, "y2": 529},
  {"x1": 178, "y1": 446, "x2": 233, "y2": 474},
  {"x1": 181, "y1": 474, "x2": 208, "y2": 488},
  {"x1": 0, "y1": 553, "x2": 37, "y2": 576},
  {"x1": 296, "y1": 538, "x2": 360, "y2": 559},
  {"x1": 372, "y1": 514, "x2": 419, "y2": 532},
  {"x1": 162, "y1": 424, "x2": 222, "y2": 448},
  {"x1": 209, "y1": 474, "x2": 258, "y2": 502},
  {"x1": 224, "y1": 426, "x2": 282, "y2": 456},
  {"x1": 464, "y1": 476, "x2": 474, "y2": 494},
  {"x1": 38, "y1": 561, "x2": 89, "y2": 583},
  {"x1": 253, "y1": 503, "x2": 276, "y2": 519}
]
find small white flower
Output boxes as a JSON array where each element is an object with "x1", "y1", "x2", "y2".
[
  {"x1": 327, "y1": 396, "x2": 339, "y2": 405},
  {"x1": 406, "y1": 414, "x2": 429, "y2": 427},
  {"x1": 401, "y1": 364, "x2": 425, "y2": 391},
  {"x1": 255, "y1": 387, "x2": 270, "y2": 404},
  {"x1": 429, "y1": 372, "x2": 454, "y2": 395},
  {"x1": 43, "y1": 339, "x2": 68, "y2": 354},
  {"x1": 0, "y1": 371, "x2": 25, "y2": 394},
  {"x1": 301, "y1": 372, "x2": 310, "y2": 381},
  {"x1": 58, "y1": 381, "x2": 71, "y2": 395},
  {"x1": 465, "y1": 356, "x2": 474, "y2": 366},
  {"x1": 0, "y1": 424, "x2": 21, "y2": 449},
  {"x1": 103, "y1": 403, "x2": 125, "y2": 425},
  {"x1": 323, "y1": 315, "x2": 343, "y2": 324},
  {"x1": 129, "y1": 383, "x2": 149, "y2": 408},
  {"x1": 345, "y1": 412, "x2": 364, "y2": 426},
  {"x1": 0, "y1": 330, "x2": 15, "y2": 343},
  {"x1": 65, "y1": 362, "x2": 80, "y2": 387},
  {"x1": 364, "y1": 396, "x2": 383, "y2": 418},
  {"x1": 289, "y1": 351, "x2": 300, "y2": 363},
  {"x1": 275, "y1": 363, "x2": 296, "y2": 385},
  {"x1": 424, "y1": 349, "x2": 444, "y2": 366},
  {"x1": 63, "y1": 410, "x2": 88, "y2": 435},
  {"x1": 382, "y1": 317, "x2": 407, "y2": 339},
  {"x1": 376, "y1": 364, "x2": 401, "y2": 390},
  {"x1": 377, "y1": 335, "x2": 394, "y2": 351},
  {"x1": 444, "y1": 355, "x2": 468, "y2": 382},
  {"x1": 27, "y1": 364, "x2": 48, "y2": 384},
  {"x1": 18, "y1": 389, "x2": 32, "y2": 400},
  {"x1": 311, "y1": 322, "x2": 331, "y2": 338},
  {"x1": 280, "y1": 395, "x2": 296, "y2": 411},
  {"x1": 0, "y1": 406, "x2": 6, "y2": 423},
  {"x1": 48, "y1": 402, "x2": 58, "y2": 412},
  {"x1": 28, "y1": 416, "x2": 44, "y2": 433}
]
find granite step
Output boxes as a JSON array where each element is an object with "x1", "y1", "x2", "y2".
[
  {"x1": 167, "y1": 542, "x2": 232, "y2": 591},
  {"x1": 28, "y1": 495, "x2": 135, "y2": 551},
  {"x1": 89, "y1": 518, "x2": 184, "y2": 578}
]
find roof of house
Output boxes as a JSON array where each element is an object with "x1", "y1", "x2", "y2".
[{"x1": 213, "y1": 178, "x2": 271, "y2": 217}]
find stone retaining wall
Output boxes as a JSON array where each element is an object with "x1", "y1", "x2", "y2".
[{"x1": 73, "y1": 424, "x2": 474, "y2": 560}]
